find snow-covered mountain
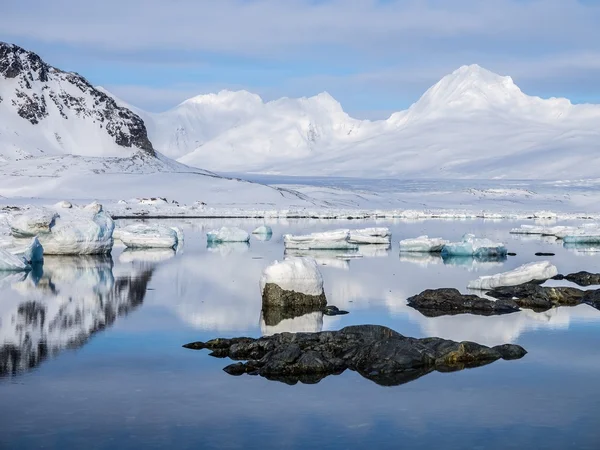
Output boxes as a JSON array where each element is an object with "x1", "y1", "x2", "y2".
[
  {"x1": 0, "y1": 42, "x2": 154, "y2": 163},
  {"x1": 133, "y1": 64, "x2": 600, "y2": 179}
]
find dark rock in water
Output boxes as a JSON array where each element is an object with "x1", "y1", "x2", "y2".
[
  {"x1": 561, "y1": 271, "x2": 600, "y2": 287},
  {"x1": 535, "y1": 252, "x2": 555, "y2": 256},
  {"x1": 262, "y1": 283, "x2": 327, "y2": 309},
  {"x1": 406, "y1": 288, "x2": 520, "y2": 317},
  {"x1": 183, "y1": 325, "x2": 526, "y2": 386},
  {"x1": 487, "y1": 283, "x2": 585, "y2": 311},
  {"x1": 323, "y1": 305, "x2": 349, "y2": 316},
  {"x1": 507, "y1": 252, "x2": 517, "y2": 256}
]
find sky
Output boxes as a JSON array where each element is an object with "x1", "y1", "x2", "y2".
[{"x1": 1, "y1": 0, "x2": 600, "y2": 118}]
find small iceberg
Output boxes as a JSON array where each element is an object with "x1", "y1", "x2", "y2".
[
  {"x1": 252, "y1": 225, "x2": 273, "y2": 236},
  {"x1": 467, "y1": 261, "x2": 558, "y2": 290},
  {"x1": 2, "y1": 237, "x2": 44, "y2": 264},
  {"x1": 36, "y1": 205, "x2": 114, "y2": 255},
  {"x1": 118, "y1": 224, "x2": 180, "y2": 249},
  {"x1": 260, "y1": 257, "x2": 327, "y2": 308},
  {"x1": 563, "y1": 235, "x2": 600, "y2": 244},
  {"x1": 348, "y1": 227, "x2": 391, "y2": 245},
  {"x1": 399, "y1": 235, "x2": 448, "y2": 253},
  {"x1": 441, "y1": 234, "x2": 507, "y2": 257},
  {"x1": 207, "y1": 227, "x2": 250, "y2": 243},
  {"x1": 283, "y1": 229, "x2": 358, "y2": 250}
]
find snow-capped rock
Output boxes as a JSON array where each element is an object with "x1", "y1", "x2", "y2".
[{"x1": 260, "y1": 257, "x2": 324, "y2": 298}]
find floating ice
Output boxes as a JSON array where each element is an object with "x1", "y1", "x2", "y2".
[
  {"x1": 509, "y1": 225, "x2": 545, "y2": 235},
  {"x1": 260, "y1": 257, "x2": 324, "y2": 297},
  {"x1": 37, "y1": 208, "x2": 115, "y2": 255},
  {"x1": 467, "y1": 261, "x2": 558, "y2": 290},
  {"x1": 9, "y1": 209, "x2": 58, "y2": 237},
  {"x1": 119, "y1": 224, "x2": 179, "y2": 249},
  {"x1": 563, "y1": 235, "x2": 600, "y2": 244},
  {"x1": 442, "y1": 234, "x2": 507, "y2": 257},
  {"x1": 399, "y1": 235, "x2": 448, "y2": 252},
  {"x1": 3, "y1": 237, "x2": 44, "y2": 264},
  {"x1": 348, "y1": 227, "x2": 391, "y2": 244},
  {"x1": 283, "y1": 229, "x2": 358, "y2": 250},
  {"x1": 0, "y1": 247, "x2": 30, "y2": 271},
  {"x1": 252, "y1": 225, "x2": 273, "y2": 235},
  {"x1": 207, "y1": 227, "x2": 250, "y2": 243}
]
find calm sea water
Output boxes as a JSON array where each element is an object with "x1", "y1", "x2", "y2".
[{"x1": 1, "y1": 219, "x2": 599, "y2": 449}]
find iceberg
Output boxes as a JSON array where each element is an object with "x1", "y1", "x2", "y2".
[
  {"x1": 442, "y1": 234, "x2": 507, "y2": 257},
  {"x1": 252, "y1": 225, "x2": 273, "y2": 236},
  {"x1": 8, "y1": 209, "x2": 58, "y2": 237},
  {"x1": 206, "y1": 227, "x2": 250, "y2": 243},
  {"x1": 509, "y1": 225, "x2": 545, "y2": 235},
  {"x1": 37, "y1": 208, "x2": 115, "y2": 255},
  {"x1": 563, "y1": 235, "x2": 600, "y2": 244},
  {"x1": 283, "y1": 229, "x2": 358, "y2": 250},
  {"x1": 2, "y1": 237, "x2": 44, "y2": 264},
  {"x1": 399, "y1": 235, "x2": 448, "y2": 253},
  {"x1": 467, "y1": 261, "x2": 558, "y2": 290},
  {"x1": 348, "y1": 227, "x2": 391, "y2": 244},
  {"x1": 0, "y1": 247, "x2": 30, "y2": 271},
  {"x1": 118, "y1": 224, "x2": 179, "y2": 249}
]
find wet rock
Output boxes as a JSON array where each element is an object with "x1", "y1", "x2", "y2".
[
  {"x1": 262, "y1": 283, "x2": 327, "y2": 309},
  {"x1": 323, "y1": 305, "x2": 349, "y2": 316},
  {"x1": 582, "y1": 290, "x2": 600, "y2": 309},
  {"x1": 507, "y1": 252, "x2": 517, "y2": 256},
  {"x1": 535, "y1": 252, "x2": 555, "y2": 256},
  {"x1": 561, "y1": 271, "x2": 600, "y2": 287},
  {"x1": 183, "y1": 325, "x2": 526, "y2": 386},
  {"x1": 487, "y1": 283, "x2": 585, "y2": 311},
  {"x1": 406, "y1": 288, "x2": 520, "y2": 317}
]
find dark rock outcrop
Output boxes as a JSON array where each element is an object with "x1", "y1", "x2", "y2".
[
  {"x1": 0, "y1": 42, "x2": 154, "y2": 154},
  {"x1": 183, "y1": 325, "x2": 526, "y2": 386},
  {"x1": 554, "y1": 271, "x2": 600, "y2": 287},
  {"x1": 487, "y1": 283, "x2": 585, "y2": 311},
  {"x1": 406, "y1": 288, "x2": 520, "y2": 317}
]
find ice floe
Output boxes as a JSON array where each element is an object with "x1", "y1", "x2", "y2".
[
  {"x1": 348, "y1": 227, "x2": 391, "y2": 244},
  {"x1": 252, "y1": 225, "x2": 273, "y2": 236},
  {"x1": 118, "y1": 224, "x2": 180, "y2": 249},
  {"x1": 0, "y1": 248, "x2": 30, "y2": 271},
  {"x1": 467, "y1": 261, "x2": 558, "y2": 290},
  {"x1": 399, "y1": 235, "x2": 448, "y2": 252},
  {"x1": 8, "y1": 209, "x2": 58, "y2": 237},
  {"x1": 441, "y1": 234, "x2": 507, "y2": 257},
  {"x1": 283, "y1": 229, "x2": 358, "y2": 250},
  {"x1": 206, "y1": 227, "x2": 250, "y2": 243}
]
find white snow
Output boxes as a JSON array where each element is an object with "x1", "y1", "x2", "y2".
[
  {"x1": 283, "y1": 229, "x2": 358, "y2": 250},
  {"x1": 206, "y1": 227, "x2": 250, "y2": 243},
  {"x1": 259, "y1": 257, "x2": 324, "y2": 296},
  {"x1": 347, "y1": 227, "x2": 391, "y2": 244},
  {"x1": 8, "y1": 209, "x2": 58, "y2": 237},
  {"x1": 442, "y1": 234, "x2": 507, "y2": 257},
  {"x1": 399, "y1": 235, "x2": 448, "y2": 252},
  {"x1": 118, "y1": 223, "x2": 179, "y2": 249},
  {"x1": 467, "y1": 261, "x2": 558, "y2": 290},
  {"x1": 252, "y1": 225, "x2": 273, "y2": 235}
]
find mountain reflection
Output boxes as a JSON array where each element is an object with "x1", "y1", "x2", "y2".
[{"x1": 0, "y1": 256, "x2": 154, "y2": 377}]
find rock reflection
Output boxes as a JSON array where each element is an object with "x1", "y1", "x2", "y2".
[
  {"x1": 260, "y1": 306, "x2": 324, "y2": 336},
  {"x1": 0, "y1": 255, "x2": 154, "y2": 377}
]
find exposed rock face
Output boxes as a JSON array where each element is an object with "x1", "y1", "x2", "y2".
[
  {"x1": 183, "y1": 325, "x2": 526, "y2": 386},
  {"x1": 261, "y1": 283, "x2": 327, "y2": 309},
  {"x1": 406, "y1": 288, "x2": 520, "y2": 317},
  {"x1": 0, "y1": 42, "x2": 154, "y2": 154}
]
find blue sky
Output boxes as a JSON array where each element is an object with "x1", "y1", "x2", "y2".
[{"x1": 2, "y1": 0, "x2": 600, "y2": 118}]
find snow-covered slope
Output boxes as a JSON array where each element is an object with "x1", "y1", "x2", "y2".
[
  {"x1": 135, "y1": 64, "x2": 600, "y2": 179},
  {"x1": 0, "y1": 42, "x2": 154, "y2": 162}
]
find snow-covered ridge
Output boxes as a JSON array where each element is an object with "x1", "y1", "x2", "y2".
[
  {"x1": 0, "y1": 42, "x2": 154, "y2": 162},
  {"x1": 121, "y1": 64, "x2": 600, "y2": 179}
]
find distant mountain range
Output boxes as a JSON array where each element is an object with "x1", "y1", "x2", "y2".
[{"x1": 2, "y1": 42, "x2": 599, "y2": 179}]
